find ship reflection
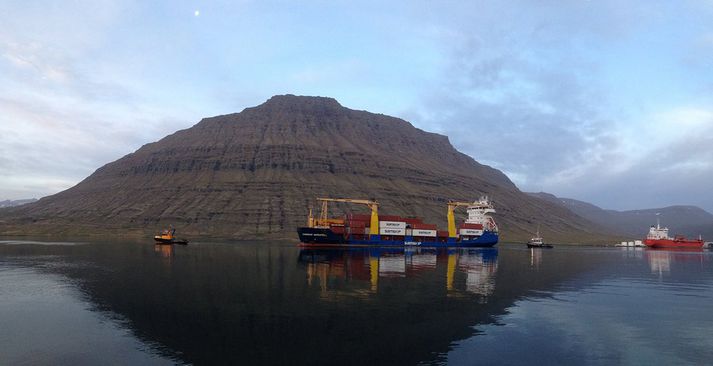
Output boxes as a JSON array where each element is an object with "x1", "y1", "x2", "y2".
[
  {"x1": 154, "y1": 244, "x2": 174, "y2": 259},
  {"x1": 529, "y1": 248, "x2": 542, "y2": 269},
  {"x1": 299, "y1": 247, "x2": 498, "y2": 299},
  {"x1": 645, "y1": 248, "x2": 706, "y2": 277}
]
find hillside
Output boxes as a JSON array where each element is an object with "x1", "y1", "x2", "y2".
[
  {"x1": 528, "y1": 192, "x2": 713, "y2": 239},
  {"x1": 0, "y1": 95, "x2": 615, "y2": 243}
]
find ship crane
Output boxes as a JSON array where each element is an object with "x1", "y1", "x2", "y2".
[
  {"x1": 447, "y1": 201, "x2": 474, "y2": 239},
  {"x1": 309, "y1": 198, "x2": 380, "y2": 236}
]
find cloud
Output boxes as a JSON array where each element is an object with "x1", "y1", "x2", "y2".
[
  {"x1": 0, "y1": 1, "x2": 199, "y2": 200},
  {"x1": 405, "y1": 4, "x2": 618, "y2": 188},
  {"x1": 561, "y1": 108, "x2": 713, "y2": 211},
  {"x1": 403, "y1": 1, "x2": 713, "y2": 212}
]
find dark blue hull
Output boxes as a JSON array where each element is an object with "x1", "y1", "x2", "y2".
[{"x1": 297, "y1": 227, "x2": 498, "y2": 248}]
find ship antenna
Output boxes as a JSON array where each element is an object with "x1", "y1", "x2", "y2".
[{"x1": 656, "y1": 212, "x2": 660, "y2": 229}]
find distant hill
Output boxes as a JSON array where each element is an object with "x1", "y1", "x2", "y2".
[
  {"x1": 0, "y1": 199, "x2": 37, "y2": 208},
  {"x1": 0, "y1": 95, "x2": 617, "y2": 243},
  {"x1": 528, "y1": 192, "x2": 713, "y2": 239}
]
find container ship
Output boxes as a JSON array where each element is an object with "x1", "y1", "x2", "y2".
[
  {"x1": 643, "y1": 218, "x2": 704, "y2": 249},
  {"x1": 297, "y1": 197, "x2": 498, "y2": 247}
]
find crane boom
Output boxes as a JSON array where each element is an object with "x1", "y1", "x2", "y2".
[
  {"x1": 447, "y1": 201, "x2": 475, "y2": 238},
  {"x1": 311, "y1": 197, "x2": 380, "y2": 236}
]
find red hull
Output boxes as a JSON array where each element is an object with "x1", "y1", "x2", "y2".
[{"x1": 643, "y1": 238, "x2": 703, "y2": 249}]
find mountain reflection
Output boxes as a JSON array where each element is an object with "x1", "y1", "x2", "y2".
[
  {"x1": 299, "y1": 248, "x2": 498, "y2": 298},
  {"x1": 0, "y1": 242, "x2": 616, "y2": 365}
]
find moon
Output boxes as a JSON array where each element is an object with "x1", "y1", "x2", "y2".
[{"x1": 194, "y1": 10, "x2": 200, "y2": 16}]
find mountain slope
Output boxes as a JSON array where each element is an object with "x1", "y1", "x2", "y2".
[
  {"x1": 0, "y1": 95, "x2": 613, "y2": 243},
  {"x1": 528, "y1": 192, "x2": 713, "y2": 238}
]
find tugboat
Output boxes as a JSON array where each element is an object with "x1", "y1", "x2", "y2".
[
  {"x1": 154, "y1": 227, "x2": 189, "y2": 245},
  {"x1": 527, "y1": 226, "x2": 552, "y2": 248}
]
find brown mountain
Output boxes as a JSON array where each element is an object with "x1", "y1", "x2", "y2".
[{"x1": 0, "y1": 95, "x2": 613, "y2": 243}]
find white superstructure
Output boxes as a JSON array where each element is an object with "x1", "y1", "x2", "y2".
[
  {"x1": 647, "y1": 216, "x2": 671, "y2": 240},
  {"x1": 464, "y1": 196, "x2": 498, "y2": 232}
]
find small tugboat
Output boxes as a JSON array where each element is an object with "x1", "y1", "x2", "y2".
[
  {"x1": 154, "y1": 227, "x2": 189, "y2": 245},
  {"x1": 527, "y1": 226, "x2": 553, "y2": 248}
]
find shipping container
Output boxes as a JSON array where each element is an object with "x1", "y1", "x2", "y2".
[
  {"x1": 412, "y1": 223, "x2": 437, "y2": 230},
  {"x1": 460, "y1": 223, "x2": 484, "y2": 230},
  {"x1": 380, "y1": 221, "x2": 406, "y2": 229},
  {"x1": 412, "y1": 229, "x2": 437, "y2": 237},
  {"x1": 380, "y1": 227, "x2": 406, "y2": 235},
  {"x1": 437, "y1": 230, "x2": 449, "y2": 238},
  {"x1": 460, "y1": 229, "x2": 483, "y2": 236}
]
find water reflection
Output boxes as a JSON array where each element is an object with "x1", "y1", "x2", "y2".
[
  {"x1": 299, "y1": 248, "x2": 498, "y2": 298},
  {"x1": 154, "y1": 244, "x2": 174, "y2": 259},
  {"x1": 529, "y1": 248, "x2": 542, "y2": 269},
  {"x1": 3, "y1": 241, "x2": 711, "y2": 365},
  {"x1": 645, "y1": 248, "x2": 707, "y2": 277}
]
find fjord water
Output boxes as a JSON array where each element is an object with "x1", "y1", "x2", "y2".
[{"x1": 1, "y1": 241, "x2": 712, "y2": 365}]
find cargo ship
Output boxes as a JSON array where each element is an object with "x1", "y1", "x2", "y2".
[
  {"x1": 643, "y1": 218, "x2": 703, "y2": 249},
  {"x1": 297, "y1": 197, "x2": 498, "y2": 247}
]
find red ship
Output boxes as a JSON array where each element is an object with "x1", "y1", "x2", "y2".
[{"x1": 643, "y1": 218, "x2": 704, "y2": 249}]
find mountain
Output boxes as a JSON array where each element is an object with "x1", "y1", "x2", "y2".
[
  {"x1": 0, "y1": 199, "x2": 37, "y2": 208},
  {"x1": 528, "y1": 192, "x2": 713, "y2": 239},
  {"x1": 0, "y1": 95, "x2": 615, "y2": 243}
]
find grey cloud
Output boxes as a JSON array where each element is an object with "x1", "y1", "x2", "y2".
[
  {"x1": 403, "y1": 1, "x2": 713, "y2": 212},
  {"x1": 566, "y1": 124, "x2": 713, "y2": 212},
  {"x1": 407, "y1": 23, "x2": 615, "y2": 187}
]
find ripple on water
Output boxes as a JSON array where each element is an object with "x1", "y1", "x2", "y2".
[{"x1": 0, "y1": 240, "x2": 85, "y2": 246}]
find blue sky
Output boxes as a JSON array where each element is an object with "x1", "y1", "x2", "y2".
[{"x1": 1, "y1": 0, "x2": 713, "y2": 212}]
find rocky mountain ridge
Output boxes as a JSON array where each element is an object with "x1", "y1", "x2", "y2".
[{"x1": 528, "y1": 192, "x2": 713, "y2": 239}]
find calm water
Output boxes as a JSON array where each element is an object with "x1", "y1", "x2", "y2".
[{"x1": 1, "y1": 240, "x2": 712, "y2": 365}]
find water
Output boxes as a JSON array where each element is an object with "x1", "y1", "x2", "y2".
[{"x1": 1, "y1": 241, "x2": 712, "y2": 365}]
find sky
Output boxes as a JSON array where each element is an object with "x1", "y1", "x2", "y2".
[{"x1": 1, "y1": 0, "x2": 713, "y2": 212}]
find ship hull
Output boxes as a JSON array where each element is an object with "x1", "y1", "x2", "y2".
[
  {"x1": 297, "y1": 227, "x2": 498, "y2": 248},
  {"x1": 643, "y1": 239, "x2": 703, "y2": 249}
]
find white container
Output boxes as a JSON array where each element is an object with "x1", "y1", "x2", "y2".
[
  {"x1": 460, "y1": 229, "x2": 483, "y2": 236},
  {"x1": 380, "y1": 227, "x2": 406, "y2": 236},
  {"x1": 380, "y1": 221, "x2": 406, "y2": 229},
  {"x1": 412, "y1": 229, "x2": 437, "y2": 237}
]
